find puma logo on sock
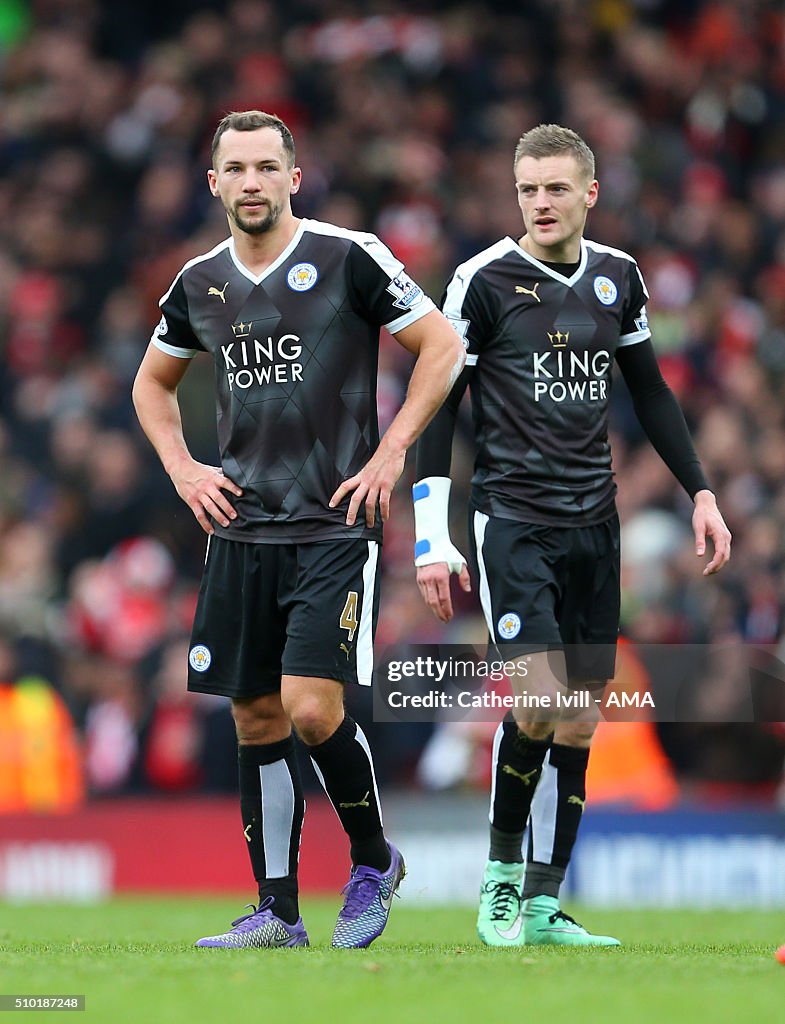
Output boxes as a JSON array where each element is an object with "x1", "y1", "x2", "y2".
[
  {"x1": 502, "y1": 765, "x2": 539, "y2": 785},
  {"x1": 339, "y1": 791, "x2": 370, "y2": 809}
]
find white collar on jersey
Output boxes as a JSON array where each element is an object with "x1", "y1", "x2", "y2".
[
  {"x1": 228, "y1": 219, "x2": 307, "y2": 286},
  {"x1": 508, "y1": 236, "x2": 588, "y2": 286}
]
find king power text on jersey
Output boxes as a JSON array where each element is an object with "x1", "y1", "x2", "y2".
[
  {"x1": 532, "y1": 348, "x2": 611, "y2": 403},
  {"x1": 222, "y1": 334, "x2": 304, "y2": 390}
]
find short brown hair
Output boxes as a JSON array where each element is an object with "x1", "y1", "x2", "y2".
[
  {"x1": 211, "y1": 110, "x2": 296, "y2": 167},
  {"x1": 513, "y1": 124, "x2": 595, "y2": 180}
]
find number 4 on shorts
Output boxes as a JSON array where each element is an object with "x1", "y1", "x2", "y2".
[{"x1": 340, "y1": 591, "x2": 359, "y2": 641}]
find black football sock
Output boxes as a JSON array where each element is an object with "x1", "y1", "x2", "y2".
[
  {"x1": 489, "y1": 713, "x2": 553, "y2": 862},
  {"x1": 238, "y1": 736, "x2": 304, "y2": 925},
  {"x1": 308, "y1": 715, "x2": 390, "y2": 872},
  {"x1": 524, "y1": 742, "x2": 590, "y2": 900}
]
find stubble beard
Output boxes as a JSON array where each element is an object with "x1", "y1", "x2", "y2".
[{"x1": 230, "y1": 198, "x2": 282, "y2": 236}]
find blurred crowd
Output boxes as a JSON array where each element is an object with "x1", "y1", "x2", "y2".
[{"x1": 2, "y1": 0, "x2": 785, "y2": 808}]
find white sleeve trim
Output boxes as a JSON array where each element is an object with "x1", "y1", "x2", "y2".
[
  {"x1": 152, "y1": 336, "x2": 198, "y2": 359},
  {"x1": 617, "y1": 330, "x2": 651, "y2": 348},
  {"x1": 385, "y1": 296, "x2": 436, "y2": 334}
]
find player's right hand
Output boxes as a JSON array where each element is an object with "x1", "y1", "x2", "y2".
[
  {"x1": 169, "y1": 459, "x2": 243, "y2": 534},
  {"x1": 416, "y1": 560, "x2": 471, "y2": 623}
]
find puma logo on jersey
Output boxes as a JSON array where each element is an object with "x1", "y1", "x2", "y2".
[
  {"x1": 567, "y1": 795, "x2": 586, "y2": 810},
  {"x1": 208, "y1": 281, "x2": 230, "y2": 302},
  {"x1": 339, "y1": 791, "x2": 370, "y2": 809},
  {"x1": 502, "y1": 764, "x2": 539, "y2": 785},
  {"x1": 515, "y1": 282, "x2": 541, "y2": 302}
]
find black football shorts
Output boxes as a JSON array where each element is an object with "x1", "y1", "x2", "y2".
[
  {"x1": 468, "y1": 508, "x2": 620, "y2": 681},
  {"x1": 187, "y1": 536, "x2": 381, "y2": 698}
]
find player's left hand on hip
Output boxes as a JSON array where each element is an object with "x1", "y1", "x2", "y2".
[
  {"x1": 329, "y1": 448, "x2": 406, "y2": 527},
  {"x1": 692, "y1": 490, "x2": 732, "y2": 575}
]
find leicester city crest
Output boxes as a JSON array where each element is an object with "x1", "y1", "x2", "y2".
[
  {"x1": 189, "y1": 645, "x2": 212, "y2": 672},
  {"x1": 497, "y1": 612, "x2": 522, "y2": 640},
  {"x1": 287, "y1": 263, "x2": 318, "y2": 291},
  {"x1": 593, "y1": 276, "x2": 618, "y2": 305}
]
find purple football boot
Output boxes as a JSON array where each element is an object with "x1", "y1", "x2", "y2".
[
  {"x1": 331, "y1": 844, "x2": 406, "y2": 949},
  {"x1": 195, "y1": 896, "x2": 308, "y2": 949}
]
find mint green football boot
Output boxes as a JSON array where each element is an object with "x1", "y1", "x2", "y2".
[
  {"x1": 476, "y1": 861, "x2": 525, "y2": 947},
  {"x1": 522, "y1": 895, "x2": 620, "y2": 946}
]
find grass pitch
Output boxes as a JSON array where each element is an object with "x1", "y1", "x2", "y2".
[{"x1": 1, "y1": 898, "x2": 783, "y2": 1024}]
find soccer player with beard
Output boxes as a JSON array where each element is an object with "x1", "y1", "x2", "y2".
[
  {"x1": 133, "y1": 110, "x2": 465, "y2": 949},
  {"x1": 412, "y1": 124, "x2": 731, "y2": 946}
]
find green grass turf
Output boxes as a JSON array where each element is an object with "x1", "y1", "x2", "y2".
[{"x1": 1, "y1": 898, "x2": 784, "y2": 1024}]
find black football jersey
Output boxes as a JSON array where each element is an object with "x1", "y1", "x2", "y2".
[
  {"x1": 151, "y1": 218, "x2": 435, "y2": 542},
  {"x1": 443, "y1": 236, "x2": 650, "y2": 525}
]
